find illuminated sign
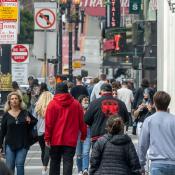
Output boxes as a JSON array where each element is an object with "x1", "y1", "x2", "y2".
[
  {"x1": 110, "y1": 0, "x2": 120, "y2": 28},
  {"x1": 103, "y1": 32, "x2": 126, "y2": 52}
]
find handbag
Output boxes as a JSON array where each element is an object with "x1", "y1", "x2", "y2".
[{"x1": 24, "y1": 110, "x2": 38, "y2": 146}]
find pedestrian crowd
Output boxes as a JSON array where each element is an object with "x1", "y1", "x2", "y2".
[{"x1": 0, "y1": 74, "x2": 175, "y2": 175}]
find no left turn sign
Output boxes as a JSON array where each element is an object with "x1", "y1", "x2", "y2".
[{"x1": 35, "y1": 8, "x2": 56, "y2": 30}]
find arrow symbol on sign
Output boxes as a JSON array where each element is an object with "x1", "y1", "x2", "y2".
[{"x1": 39, "y1": 13, "x2": 51, "y2": 26}]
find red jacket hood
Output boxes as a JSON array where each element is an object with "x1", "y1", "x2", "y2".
[{"x1": 53, "y1": 93, "x2": 74, "y2": 107}]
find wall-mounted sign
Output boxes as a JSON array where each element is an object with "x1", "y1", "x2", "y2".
[
  {"x1": 80, "y1": 0, "x2": 105, "y2": 16},
  {"x1": 129, "y1": 0, "x2": 141, "y2": 14},
  {"x1": 110, "y1": 0, "x2": 120, "y2": 28}
]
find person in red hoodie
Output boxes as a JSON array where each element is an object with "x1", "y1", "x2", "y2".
[{"x1": 44, "y1": 82, "x2": 87, "y2": 175}]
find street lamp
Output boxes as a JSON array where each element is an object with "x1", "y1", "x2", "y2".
[
  {"x1": 80, "y1": 8, "x2": 85, "y2": 34},
  {"x1": 57, "y1": 0, "x2": 67, "y2": 75},
  {"x1": 73, "y1": 0, "x2": 81, "y2": 51}
]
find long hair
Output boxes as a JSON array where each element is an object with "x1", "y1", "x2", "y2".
[
  {"x1": 106, "y1": 115, "x2": 124, "y2": 135},
  {"x1": 35, "y1": 91, "x2": 53, "y2": 118},
  {"x1": 4, "y1": 91, "x2": 26, "y2": 112}
]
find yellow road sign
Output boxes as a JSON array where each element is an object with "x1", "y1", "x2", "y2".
[
  {"x1": 0, "y1": 6, "x2": 18, "y2": 21},
  {"x1": 73, "y1": 60, "x2": 82, "y2": 68}
]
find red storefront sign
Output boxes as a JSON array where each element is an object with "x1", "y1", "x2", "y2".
[{"x1": 80, "y1": 0, "x2": 105, "y2": 16}]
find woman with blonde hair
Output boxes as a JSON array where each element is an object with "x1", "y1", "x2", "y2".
[
  {"x1": 34, "y1": 91, "x2": 53, "y2": 175},
  {"x1": 0, "y1": 91, "x2": 37, "y2": 175},
  {"x1": 47, "y1": 75, "x2": 56, "y2": 94}
]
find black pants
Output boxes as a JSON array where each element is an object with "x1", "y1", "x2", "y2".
[
  {"x1": 49, "y1": 146, "x2": 76, "y2": 175},
  {"x1": 38, "y1": 135, "x2": 50, "y2": 166}
]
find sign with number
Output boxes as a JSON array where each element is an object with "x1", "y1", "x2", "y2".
[{"x1": 129, "y1": 0, "x2": 141, "y2": 14}]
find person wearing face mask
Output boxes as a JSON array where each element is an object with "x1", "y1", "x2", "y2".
[
  {"x1": 76, "y1": 95, "x2": 91, "y2": 175},
  {"x1": 133, "y1": 89, "x2": 154, "y2": 137}
]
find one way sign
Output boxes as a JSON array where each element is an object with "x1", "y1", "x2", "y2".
[{"x1": 34, "y1": 3, "x2": 57, "y2": 30}]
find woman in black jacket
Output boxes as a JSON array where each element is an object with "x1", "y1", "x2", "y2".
[
  {"x1": 89, "y1": 115, "x2": 141, "y2": 175},
  {"x1": 0, "y1": 91, "x2": 37, "y2": 175}
]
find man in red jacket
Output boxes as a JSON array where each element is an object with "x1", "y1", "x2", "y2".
[{"x1": 45, "y1": 82, "x2": 87, "y2": 175}]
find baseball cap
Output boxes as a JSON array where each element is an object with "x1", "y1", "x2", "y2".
[{"x1": 100, "y1": 83, "x2": 112, "y2": 92}]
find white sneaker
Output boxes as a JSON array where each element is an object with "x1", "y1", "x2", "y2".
[
  {"x1": 42, "y1": 169, "x2": 48, "y2": 175},
  {"x1": 78, "y1": 171, "x2": 83, "y2": 175}
]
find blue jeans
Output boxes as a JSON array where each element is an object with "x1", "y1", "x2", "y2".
[
  {"x1": 151, "y1": 163, "x2": 175, "y2": 175},
  {"x1": 76, "y1": 128, "x2": 91, "y2": 173},
  {"x1": 5, "y1": 145, "x2": 28, "y2": 175}
]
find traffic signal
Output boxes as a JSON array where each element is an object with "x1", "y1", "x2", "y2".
[
  {"x1": 114, "y1": 32, "x2": 126, "y2": 52},
  {"x1": 126, "y1": 23, "x2": 133, "y2": 44},
  {"x1": 132, "y1": 21, "x2": 144, "y2": 46}
]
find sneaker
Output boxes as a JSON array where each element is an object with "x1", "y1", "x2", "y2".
[
  {"x1": 78, "y1": 171, "x2": 83, "y2": 175},
  {"x1": 83, "y1": 169, "x2": 88, "y2": 175},
  {"x1": 42, "y1": 169, "x2": 48, "y2": 175}
]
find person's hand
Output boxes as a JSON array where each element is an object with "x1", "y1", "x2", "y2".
[
  {"x1": 26, "y1": 116, "x2": 31, "y2": 124},
  {"x1": 147, "y1": 104, "x2": 152, "y2": 112},
  {"x1": 45, "y1": 142, "x2": 50, "y2": 148},
  {"x1": 138, "y1": 104, "x2": 145, "y2": 111}
]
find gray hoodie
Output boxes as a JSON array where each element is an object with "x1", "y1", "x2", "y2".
[{"x1": 138, "y1": 111, "x2": 175, "y2": 168}]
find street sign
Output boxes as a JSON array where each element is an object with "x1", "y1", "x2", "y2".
[
  {"x1": 0, "y1": 22, "x2": 17, "y2": 44},
  {"x1": 33, "y1": 31, "x2": 57, "y2": 59},
  {"x1": 129, "y1": 0, "x2": 141, "y2": 14},
  {"x1": 12, "y1": 64, "x2": 28, "y2": 85},
  {"x1": 0, "y1": 0, "x2": 18, "y2": 44},
  {"x1": 11, "y1": 44, "x2": 29, "y2": 63},
  {"x1": 35, "y1": 8, "x2": 57, "y2": 30},
  {"x1": 73, "y1": 60, "x2": 82, "y2": 69},
  {"x1": 0, "y1": 73, "x2": 12, "y2": 91},
  {"x1": 0, "y1": 0, "x2": 18, "y2": 21}
]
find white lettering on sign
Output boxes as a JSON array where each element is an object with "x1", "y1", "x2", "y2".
[
  {"x1": 120, "y1": 0, "x2": 129, "y2": 7},
  {"x1": 82, "y1": 0, "x2": 129, "y2": 7},
  {"x1": 84, "y1": 0, "x2": 104, "y2": 7}
]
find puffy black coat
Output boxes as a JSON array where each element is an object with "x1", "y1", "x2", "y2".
[{"x1": 89, "y1": 134, "x2": 141, "y2": 175}]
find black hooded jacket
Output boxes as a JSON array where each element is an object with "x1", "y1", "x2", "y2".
[
  {"x1": 89, "y1": 134, "x2": 141, "y2": 175},
  {"x1": 84, "y1": 94, "x2": 129, "y2": 141}
]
